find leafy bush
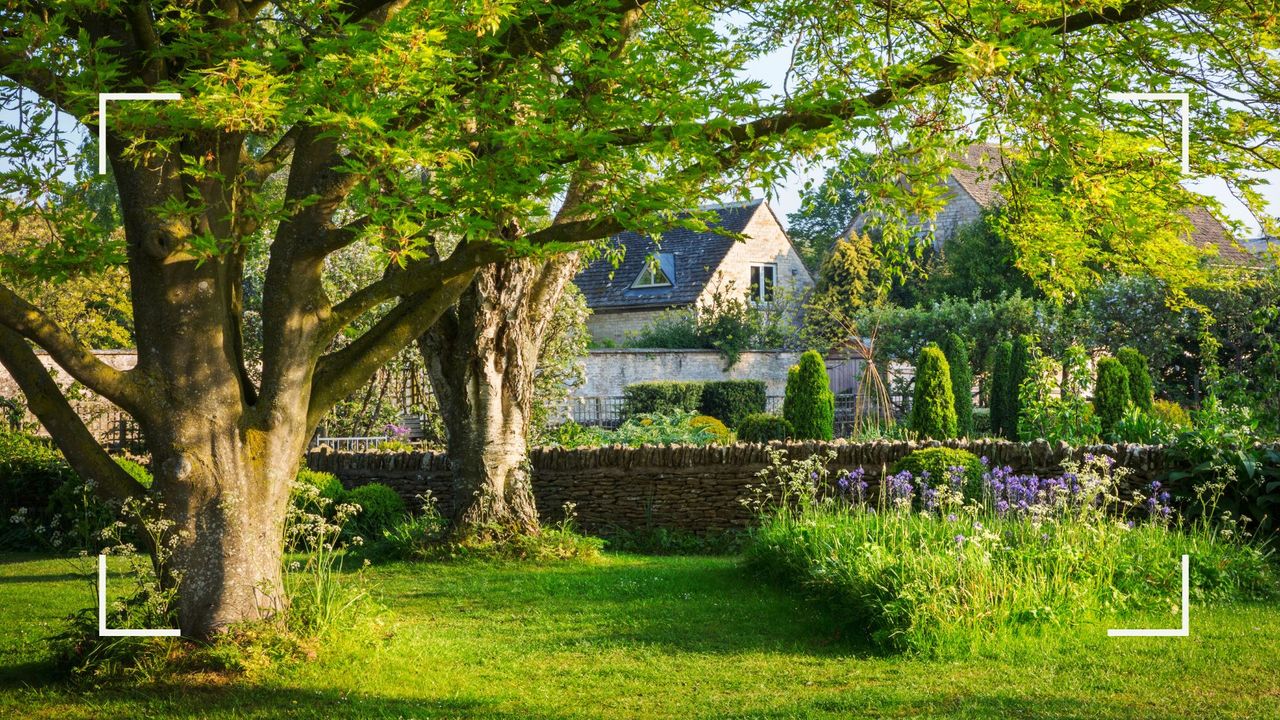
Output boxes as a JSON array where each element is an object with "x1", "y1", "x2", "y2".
[
  {"x1": 689, "y1": 415, "x2": 733, "y2": 444},
  {"x1": 1167, "y1": 398, "x2": 1280, "y2": 538},
  {"x1": 622, "y1": 381, "x2": 704, "y2": 419},
  {"x1": 1094, "y1": 356, "x2": 1131, "y2": 438},
  {"x1": 344, "y1": 483, "x2": 407, "y2": 541},
  {"x1": 698, "y1": 380, "x2": 766, "y2": 428},
  {"x1": 1117, "y1": 346, "x2": 1154, "y2": 411},
  {"x1": 746, "y1": 450, "x2": 1274, "y2": 655},
  {"x1": 0, "y1": 431, "x2": 109, "y2": 551},
  {"x1": 1112, "y1": 406, "x2": 1178, "y2": 445},
  {"x1": 909, "y1": 344, "x2": 957, "y2": 440},
  {"x1": 783, "y1": 350, "x2": 834, "y2": 441},
  {"x1": 542, "y1": 412, "x2": 729, "y2": 448},
  {"x1": 889, "y1": 447, "x2": 984, "y2": 500},
  {"x1": 971, "y1": 407, "x2": 992, "y2": 435},
  {"x1": 296, "y1": 469, "x2": 346, "y2": 505},
  {"x1": 1017, "y1": 345, "x2": 1100, "y2": 444},
  {"x1": 737, "y1": 413, "x2": 793, "y2": 443},
  {"x1": 989, "y1": 341, "x2": 1013, "y2": 439},
  {"x1": 113, "y1": 457, "x2": 153, "y2": 488},
  {"x1": 941, "y1": 333, "x2": 973, "y2": 436},
  {"x1": 1151, "y1": 398, "x2": 1192, "y2": 428}
]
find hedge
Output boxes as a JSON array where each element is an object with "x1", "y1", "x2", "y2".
[
  {"x1": 622, "y1": 382, "x2": 705, "y2": 419},
  {"x1": 736, "y1": 413, "x2": 792, "y2": 442},
  {"x1": 698, "y1": 380, "x2": 766, "y2": 428}
]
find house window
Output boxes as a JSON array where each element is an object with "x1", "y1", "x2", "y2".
[
  {"x1": 749, "y1": 263, "x2": 777, "y2": 302},
  {"x1": 632, "y1": 252, "x2": 674, "y2": 288}
]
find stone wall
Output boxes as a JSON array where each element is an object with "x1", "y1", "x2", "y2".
[
  {"x1": 573, "y1": 348, "x2": 804, "y2": 398},
  {"x1": 584, "y1": 308, "x2": 668, "y2": 346},
  {"x1": 306, "y1": 439, "x2": 1175, "y2": 534}
]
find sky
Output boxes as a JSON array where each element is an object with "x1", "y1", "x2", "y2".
[{"x1": 740, "y1": 48, "x2": 1280, "y2": 237}]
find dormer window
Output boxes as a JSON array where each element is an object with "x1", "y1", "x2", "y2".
[{"x1": 632, "y1": 252, "x2": 675, "y2": 288}]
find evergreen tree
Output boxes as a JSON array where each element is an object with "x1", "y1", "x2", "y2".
[
  {"x1": 1007, "y1": 335, "x2": 1033, "y2": 439},
  {"x1": 1116, "y1": 346, "x2": 1154, "y2": 412},
  {"x1": 910, "y1": 344, "x2": 958, "y2": 439},
  {"x1": 941, "y1": 333, "x2": 974, "y2": 436},
  {"x1": 784, "y1": 350, "x2": 835, "y2": 441},
  {"x1": 1095, "y1": 357, "x2": 1132, "y2": 437},
  {"x1": 990, "y1": 341, "x2": 1014, "y2": 438}
]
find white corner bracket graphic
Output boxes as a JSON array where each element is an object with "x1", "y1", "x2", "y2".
[
  {"x1": 97, "y1": 92, "x2": 182, "y2": 175},
  {"x1": 1108, "y1": 554, "x2": 1190, "y2": 637},
  {"x1": 1106, "y1": 92, "x2": 1190, "y2": 175},
  {"x1": 98, "y1": 554, "x2": 182, "y2": 637}
]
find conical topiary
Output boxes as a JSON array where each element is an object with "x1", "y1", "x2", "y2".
[
  {"x1": 910, "y1": 344, "x2": 958, "y2": 439},
  {"x1": 1094, "y1": 356, "x2": 1131, "y2": 437},
  {"x1": 783, "y1": 350, "x2": 835, "y2": 441},
  {"x1": 1116, "y1": 346, "x2": 1154, "y2": 412},
  {"x1": 941, "y1": 333, "x2": 973, "y2": 436}
]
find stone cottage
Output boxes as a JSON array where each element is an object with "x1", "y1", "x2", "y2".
[
  {"x1": 573, "y1": 199, "x2": 814, "y2": 345},
  {"x1": 847, "y1": 142, "x2": 1257, "y2": 266}
]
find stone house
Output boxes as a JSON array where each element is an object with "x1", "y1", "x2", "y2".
[
  {"x1": 847, "y1": 142, "x2": 1256, "y2": 266},
  {"x1": 573, "y1": 199, "x2": 814, "y2": 345}
]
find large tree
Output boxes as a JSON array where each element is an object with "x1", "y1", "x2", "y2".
[{"x1": 0, "y1": 1, "x2": 1275, "y2": 637}]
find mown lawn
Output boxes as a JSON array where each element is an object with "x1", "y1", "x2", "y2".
[{"x1": 0, "y1": 551, "x2": 1278, "y2": 719}]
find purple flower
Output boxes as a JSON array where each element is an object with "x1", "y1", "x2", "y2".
[
  {"x1": 954, "y1": 534, "x2": 966, "y2": 546},
  {"x1": 946, "y1": 514, "x2": 957, "y2": 522}
]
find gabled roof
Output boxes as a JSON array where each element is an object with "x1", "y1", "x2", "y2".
[
  {"x1": 946, "y1": 143, "x2": 1253, "y2": 267},
  {"x1": 573, "y1": 200, "x2": 764, "y2": 311},
  {"x1": 949, "y1": 142, "x2": 1008, "y2": 209}
]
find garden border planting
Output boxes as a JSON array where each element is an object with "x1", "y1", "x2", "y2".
[{"x1": 304, "y1": 439, "x2": 1244, "y2": 533}]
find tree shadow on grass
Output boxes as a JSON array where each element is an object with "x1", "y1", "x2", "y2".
[
  {"x1": 1, "y1": 681, "x2": 575, "y2": 720},
  {"x1": 390, "y1": 556, "x2": 882, "y2": 659}
]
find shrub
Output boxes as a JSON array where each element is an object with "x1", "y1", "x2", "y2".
[
  {"x1": 1007, "y1": 335, "x2": 1033, "y2": 439},
  {"x1": 909, "y1": 344, "x2": 958, "y2": 440},
  {"x1": 736, "y1": 413, "x2": 792, "y2": 443},
  {"x1": 890, "y1": 447, "x2": 984, "y2": 500},
  {"x1": 971, "y1": 407, "x2": 992, "y2": 435},
  {"x1": 344, "y1": 483, "x2": 407, "y2": 541},
  {"x1": 298, "y1": 468, "x2": 345, "y2": 500},
  {"x1": 941, "y1": 333, "x2": 973, "y2": 436},
  {"x1": 622, "y1": 381, "x2": 704, "y2": 419},
  {"x1": 1094, "y1": 357, "x2": 1131, "y2": 437},
  {"x1": 989, "y1": 341, "x2": 1013, "y2": 439},
  {"x1": 783, "y1": 350, "x2": 834, "y2": 441},
  {"x1": 698, "y1": 380, "x2": 766, "y2": 428},
  {"x1": 1150, "y1": 398, "x2": 1192, "y2": 428},
  {"x1": 0, "y1": 431, "x2": 108, "y2": 551},
  {"x1": 1111, "y1": 406, "x2": 1177, "y2": 445},
  {"x1": 1116, "y1": 346, "x2": 1155, "y2": 412},
  {"x1": 689, "y1": 415, "x2": 733, "y2": 444}
]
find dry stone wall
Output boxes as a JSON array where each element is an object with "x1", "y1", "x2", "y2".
[{"x1": 306, "y1": 439, "x2": 1175, "y2": 534}]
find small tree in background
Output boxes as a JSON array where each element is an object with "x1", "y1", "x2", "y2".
[
  {"x1": 990, "y1": 341, "x2": 1014, "y2": 438},
  {"x1": 1006, "y1": 336, "x2": 1034, "y2": 439},
  {"x1": 1094, "y1": 357, "x2": 1132, "y2": 437},
  {"x1": 910, "y1": 344, "x2": 958, "y2": 440},
  {"x1": 784, "y1": 351, "x2": 835, "y2": 441},
  {"x1": 1116, "y1": 347, "x2": 1154, "y2": 412},
  {"x1": 941, "y1": 333, "x2": 973, "y2": 436}
]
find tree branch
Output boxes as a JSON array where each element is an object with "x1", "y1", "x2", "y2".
[
  {"x1": 0, "y1": 283, "x2": 143, "y2": 413},
  {"x1": 558, "y1": 0, "x2": 1174, "y2": 164},
  {"x1": 308, "y1": 270, "x2": 477, "y2": 428},
  {"x1": 0, "y1": 326, "x2": 147, "y2": 504}
]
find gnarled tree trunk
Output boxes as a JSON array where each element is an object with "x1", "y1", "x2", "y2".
[{"x1": 419, "y1": 255, "x2": 579, "y2": 537}]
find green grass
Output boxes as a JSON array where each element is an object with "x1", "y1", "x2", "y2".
[{"x1": 2, "y1": 552, "x2": 1279, "y2": 719}]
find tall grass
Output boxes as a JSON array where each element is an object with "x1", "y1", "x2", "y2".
[{"x1": 744, "y1": 450, "x2": 1275, "y2": 655}]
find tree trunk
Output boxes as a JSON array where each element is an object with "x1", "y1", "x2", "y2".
[{"x1": 419, "y1": 255, "x2": 579, "y2": 537}]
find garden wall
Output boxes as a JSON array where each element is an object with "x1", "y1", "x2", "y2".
[
  {"x1": 305, "y1": 439, "x2": 1175, "y2": 534},
  {"x1": 573, "y1": 349, "x2": 803, "y2": 398}
]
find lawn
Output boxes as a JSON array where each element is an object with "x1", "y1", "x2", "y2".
[{"x1": 1, "y1": 552, "x2": 1278, "y2": 719}]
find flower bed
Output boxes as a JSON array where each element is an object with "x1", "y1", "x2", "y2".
[{"x1": 744, "y1": 450, "x2": 1275, "y2": 655}]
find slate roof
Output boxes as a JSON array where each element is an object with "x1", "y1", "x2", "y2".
[
  {"x1": 949, "y1": 143, "x2": 1254, "y2": 267},
  {"x1": 573, "y1": 200, "x2": 763, "y2": 311}
]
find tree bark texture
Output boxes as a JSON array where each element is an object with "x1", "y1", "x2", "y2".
[{"x1": 419, "y1": 255, "x2": 579, "y2": 537}]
